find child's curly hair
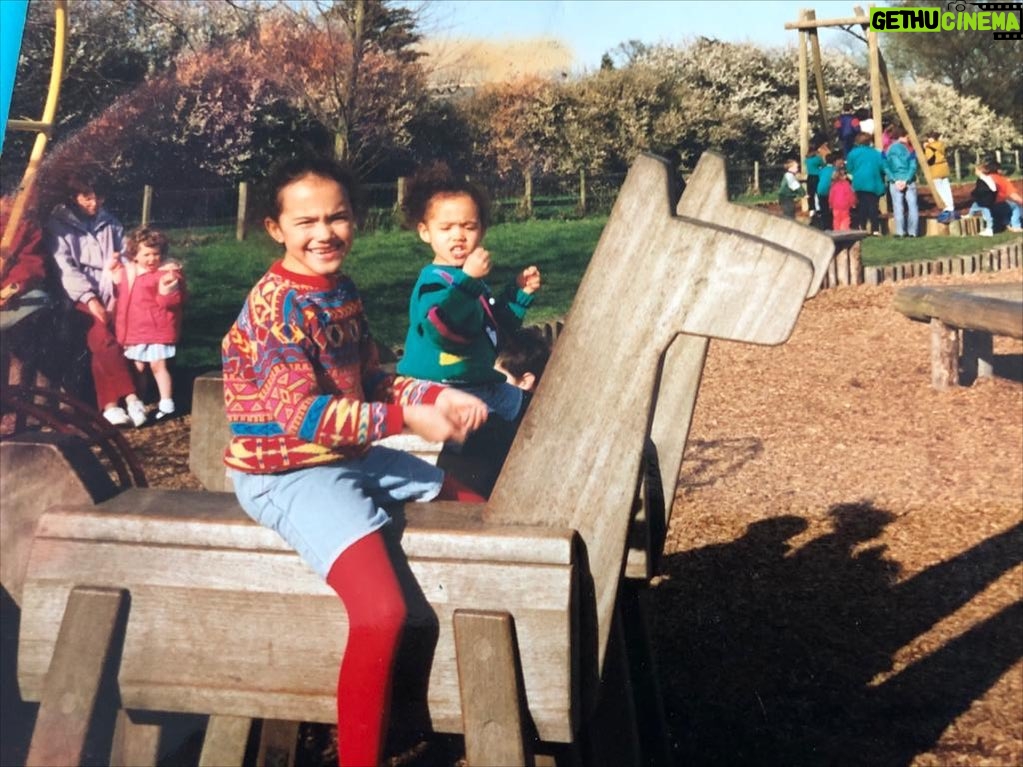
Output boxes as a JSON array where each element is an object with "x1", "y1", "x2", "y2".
[
  {"x1": 401, "y1": 162, "x2": 491, "y2": 231},
  {"x1": 125, "y1": 226, "x2": 169, "y2": 259}
]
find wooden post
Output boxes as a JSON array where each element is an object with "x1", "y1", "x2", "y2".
[
  {"x1": 199, "y1": 716, "x2": 252, "y2": 767},
  {"x1": 141, "y1": 185, "x2": 153, "y2": 227},
  {"x1": 930, "y1": 319, "x2": 959, "y2": 389},
  {"x1": 256, "y1": 720, "x2": 299, "y2": 767},
  {"x1": 397, "y1": 176, "x2": 406, "y2": 210},
  {"x1": 522, "y1": 169, "x2": 533, "y2": 217},
  {"x1": 797, "y1": 10, "x2": 810, "y2": 173},
  {"x1": 579, "y1": 168, "x2": 587, "y2": 213},
  {"x1": 110, "y1": 710, "x2": 162, "y2": 767},
  {"x1": 26, "y1": 587, "x2": 127, "y2": 767},
  {"x1": 454, "y1": 610, "x2": 530, "y2": 767},
  {"x1": 806, "y1": 10, "x2": 830, "y2": 138},
  {"x1": 1014, "y1": 149, "x2": 1020, "y2": 174},
  {"x1": 753, "y1": 161, "x2": 760, "y2": 195},
  {"x1": 236, "y1": 181, "x2": 248, "y2": 242},
  {"x1": 954, "y1": 149, "x2": 962, "y2": 181},
  {"x1": 995, "y1": 149, "x2": 1002, "y2": 166}
]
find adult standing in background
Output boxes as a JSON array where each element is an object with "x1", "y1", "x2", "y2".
[
  {"x1": 845, "y1": 133, "x2": 886, "y2": 235},
  {"x1": 884, "y1": 126, "x2": 919, "y2": 238}
]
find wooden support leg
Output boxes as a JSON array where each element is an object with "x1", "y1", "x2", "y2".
[
  {"x1": 26, "y1": 586, "x2": 127, "y2": 767},
  {"x1": 110, "y1": 709, "x2": 162, "y2": 767},
  {"x1": 256, "y1": 719, "x2": 300, "y2": 767},
  {"x1": 961, "y1": 329, "x2": 994, "y2": 384},
  {"x1": 583, "y1": 606, "x2": 642, "y2": 767},
  {"x1": 454, "y1": 609, "x2": 530, "y2": 767},
  {"x1": 199, "y1": 715, "x2": 252, "y2": 767},
  {"x1": 930, "y1": 318, "x2": 959, "y2": 389}
]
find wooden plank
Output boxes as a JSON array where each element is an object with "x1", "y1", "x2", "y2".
[
  {"x1": 199, "y1": 715, "x2": 252, "y2": 767},
  {"x1": 256, "y1": 719, "x2": 299, "y2": 767},
  {"x1": 110, "y1": 709, "x2": 161, "y2": 767},
  {"x1": 893, "y1": 284, "x2": 1023, "y2": 338},
  {"x1": 797, "y1": 12, "x2": 810, "y2": 171},
  {"x1": 454, "y1": 610, "x2": 528, "y2": 766},
  {"x1": 487, "y1": 153, "x2": 831, "y2": 677},
  {"x1": 784, "y1": 15, "x2": 869, "y2": 29},
  {"x1": 25, "y1": 587, "x2": 126, "y2": 767},
  {"x1": 806, "y1": 10, "x2": 830, "y2": 137}
]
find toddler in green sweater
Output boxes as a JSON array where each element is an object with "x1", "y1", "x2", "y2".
[{"x1": 397, "y1": 163, "x2": 541, "y2": 421}]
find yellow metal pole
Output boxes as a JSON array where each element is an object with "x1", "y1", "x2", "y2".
[{"x1": 2, "y1": 0, "x2": 67, "y2": 269}]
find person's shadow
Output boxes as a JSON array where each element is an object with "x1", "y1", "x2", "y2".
[{"x1": 646, "y1": 503, "x2": 1022, "y2": 766}]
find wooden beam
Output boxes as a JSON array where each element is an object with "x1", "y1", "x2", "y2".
[
  {"x1": 26, "y1": 587, "x2": 127, "y2": 767},
  {"x1": 199, "y1": 715, "x2": 252, "y2": 767},
  {"x1": 866, "y1": 14, "x2": 884, "y2": 151},
  {"x1": 798, "y1": 10, "x2": 810, "y2": 173},
  {"x1": 893, "y1": 284, "x2": 1023, "y2": 339},
  {"x1": 110, "y1": 710, "x2": 162, "y2": 767},
  {"x1": 785, "y1": 15, "x2": 869, "y2": 29},
  {"x1": 807, "y1": 10, "x2": 831, "y2": 138}
]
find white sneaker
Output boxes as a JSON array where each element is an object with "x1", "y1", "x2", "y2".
[
  {"x1": 103, "y1": 406, "x2": 131, "y2": 427},
  {"x1": 979, "y1": 229, "x2": 994, "y2": 237},
  {"x1": 126, "y1": 399, "x2": 148, "y2": 428}
]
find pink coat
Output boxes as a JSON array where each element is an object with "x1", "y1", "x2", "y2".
[
  {"x1": 112, "y1": 264, "x2": 186, "y2": 346},
  {"x1": 829, "y1": 178, "x2": 856, "y2": 212}
]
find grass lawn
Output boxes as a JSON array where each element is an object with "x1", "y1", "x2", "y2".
[{"x1": 172, "y1": 218, "x2": 1020, "y2": 370}]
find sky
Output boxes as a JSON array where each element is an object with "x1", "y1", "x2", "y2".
[{"x1": 406, "y1": 1, "x2": 874, "y2": 71}]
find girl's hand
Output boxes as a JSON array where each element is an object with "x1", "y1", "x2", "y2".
[
  {"x1": 158, "y1": 269, "x2": 181, "y2": 295},
  {"x1": 403, "y1": 404, "x2": 470, "y2": 444},
  {"x1": 517, "y1": 265, "x2": 542, "y2": 294},
  {"x1": 435, "y1": 387, "x2": 488, "y2": 435},
  {"x1": 85, "y1": 297, "x2": 108, "y2": 324},
  {"x1": 463, "y1": 248, "x2": 491, "y2": 279},
  {"x1": 107, "y1": 253, "x2": 123, "y2": 272}
]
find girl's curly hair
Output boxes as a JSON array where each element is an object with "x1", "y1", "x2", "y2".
[{"x1": 401, "y1": 162, "x2": 490, "y2": 230}]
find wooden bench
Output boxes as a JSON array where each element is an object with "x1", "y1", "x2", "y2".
[
  {"x1": 894, "y1": 282, "x2": 1023, "y2": 389},
  {"x1": 4, "y1": 152, "x2": 834, "y2": 766}
]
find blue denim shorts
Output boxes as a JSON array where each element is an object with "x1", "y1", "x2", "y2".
[{"x1": 230, "y1": 447, "x2": 444, "y2": 577}]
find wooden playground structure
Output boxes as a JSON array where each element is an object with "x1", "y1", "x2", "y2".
[
  {"x1": 785, "y1": 6, "x2": 945, "y2": 209},
  {"x1": 1, "y1": 152, "x2": 836, "y2": 766}
]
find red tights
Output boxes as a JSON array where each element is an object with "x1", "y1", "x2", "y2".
[{"x1": 323, "y1": 477, "x2": 483, "y2": 765}]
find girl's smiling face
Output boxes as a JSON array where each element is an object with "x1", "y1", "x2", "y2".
[
  {"x1": 133, "y1": 244, "x2": 163, "y2": 273},
  {"x1": 265, "y1": 173, "x2": 354, "y2": 277},
  {"x1": 418, "y1": 192, "x2": 484, "y2": 268}
]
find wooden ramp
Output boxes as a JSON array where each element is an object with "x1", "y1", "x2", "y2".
[{"x1": 6, "y1": 152, "x2": 834, "y2": 766}]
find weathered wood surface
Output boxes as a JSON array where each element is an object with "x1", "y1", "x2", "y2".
[
  {"x1": 488, "y1": 152, "x2": 834, "y2": 678},
  {"x1": 894, "y1": 283, "x2": 1023, "y2": 339},
  {"x1": 11, "y1": 152, "x2": 832, "y2": 762},
  {"x1": 17, "y1": 490, "x2": 579, "y2": 741},
  {"x1": 25, "y1": 587, "x2": 126, "y2": 767}
]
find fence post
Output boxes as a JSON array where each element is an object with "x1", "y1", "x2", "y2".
[
  {"x1": 521, "y1": 169, "x2": 533, "y2": 217},
  {"x1": 995, "y1": 149, "x2": 1002, "y2": 166},
  {"x1": 141, "y1": 185, "x2": 153, "y2": 227},
  {"x1": 236, "y1": 181, "x2": 248, "y2": 242},
  {"x1": 396, "y1": 176, "x2": 406, "y2": 210},
  {"x1": 954, "y1": 149, "x2": 961, "y2": 181},
  {"x1": 1015, "y1": 150, "x2": 1021, "y2": 175},
  {"x1": 578, "y1": 168, "x2": 587, "y2": 213},
  {"x1": 753, "y1": 161, "x2": 760, "y2": 195}
]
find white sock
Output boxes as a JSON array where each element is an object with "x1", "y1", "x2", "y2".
[{"x1": 159, "y1": 398, "x2": 175, "y2": 413}]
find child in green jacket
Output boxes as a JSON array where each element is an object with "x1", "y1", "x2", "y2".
[{"x1": 397, "y1": 163, "x2": 542, "y2": 421}]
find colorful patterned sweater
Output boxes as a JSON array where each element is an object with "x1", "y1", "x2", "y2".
[
  {"x1": 396, "y1": 264, "x2": 533, "y2": 385},
  {"x1": 222, "y1": 260, "x2": 444, "y2": 474}
]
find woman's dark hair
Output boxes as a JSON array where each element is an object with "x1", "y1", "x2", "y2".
[
  {"x1": 64, "y1": 168, "x2": 109, "y2": 199},
  {"x1": 401, "y1": 162, "x2": 490, "y2": 230},
  {"x1": 261, "y1": 155, "x2": 361, "y2": 220}
]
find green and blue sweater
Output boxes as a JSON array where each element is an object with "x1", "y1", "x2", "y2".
[{"x1": 397, "y1": 264, "x2": 533, "y2": 385}]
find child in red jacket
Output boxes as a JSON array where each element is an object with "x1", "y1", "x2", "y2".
[
  {"x1": 109, "y1": 227, "x2": 185, "y2": 422},
  {"x1": 828, "y1": 160, "x2": 857, "y2": 231}
]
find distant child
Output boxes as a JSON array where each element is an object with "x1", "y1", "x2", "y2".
[
  {"x1": 397, "y1": 162, "x2": 542, "y2": 422},
  {"x1": 834, "y1": 103, "x2": 860, "y2": 156},
  {"x1": 922, "y1": 131, "x2": 954, "y2": 213},
  {"x1": 969, "y1": 159, "x2": 1023, "y2": 235},
  {"x1": 222, "y1": 155, "x2": 488, "y2": 767},
  {"x1": 778, "y1": 158, "x2": 805, "y2": 220},
  {"x1": 46, "y1": 169, "x2": 146, "y2": 427},
  {"x1": 109, "y1": 227, "x2": 185, "y2": 421},
  {"x1": 828, "y1": 160, "x2": 856, "y2": 231},
  {"x1": 804, "y1": 140, "x2": 831, "y2": 227}
]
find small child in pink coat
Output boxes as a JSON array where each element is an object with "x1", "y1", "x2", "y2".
[
  {"x1": 828, "y1": 161, "x2": 856, "y2": 231},
  {"x1": 109, "y1": 227, "x2": 186, "y2": 422}
]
